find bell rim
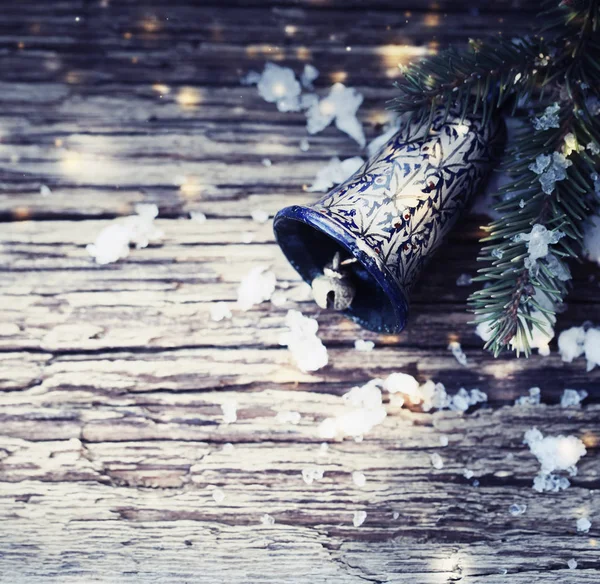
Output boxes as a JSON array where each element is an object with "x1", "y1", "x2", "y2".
[{"x1": 273, "y1": 204, "x2": 409, "y2": 334}]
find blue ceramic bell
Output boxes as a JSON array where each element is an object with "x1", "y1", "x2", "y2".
[{"x1": 273, "y1": 110, "x2": 505, "y2": 333}]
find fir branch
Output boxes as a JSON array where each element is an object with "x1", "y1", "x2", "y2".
[
  {"x1": 392, "y1": 0, "x2": 600, "y2": 356},
  {"x1": 390, "y1": 36, "x2": 547, "y2": 132},
  {"x1": 470, "y1": 107, "x2": 597, "y2": 356}
]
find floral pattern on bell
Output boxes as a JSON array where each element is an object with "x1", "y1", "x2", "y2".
[{"x1": 312, "y1": 110, "x2": 503, "y2": 289}]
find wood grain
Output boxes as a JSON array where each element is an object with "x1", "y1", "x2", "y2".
[{"x1": 0, "y1": 1, "x2": 599, "y2": 582}]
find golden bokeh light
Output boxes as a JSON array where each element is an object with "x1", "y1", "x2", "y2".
[
  {"x1": 152, "y1": 83, "x2": 171, "y2": 95},
  {"x1": 424, "y1": 13, "x2": 441, "y2": 27},
  {"x1": 176, "y1": 87, "x2": 202, "y2": 108},
  {"x1": 329, "y1": 71, "x2": 348, "y2": 84},
  {"x1": 178, "y1": 176, "x2": 203, "y2": 199},
  {"x1": 140, "y1": 16, "x2": 161, "y2": 33}
]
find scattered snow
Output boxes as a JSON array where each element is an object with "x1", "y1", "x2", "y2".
[
  {"x1": 456, "y1": 273, "x2": 473, "y2": 287},
  {"x1": 588, "y1": 141, "x2": 600, "y2": 156},
  {"x1": 352, "y1": 510, "x2": 367, "y2": 527},
  {"x1": 237, "y1": 266, "x2": 277, "y2": 310},
  {"x1": 302, "y1": 467, "x2": 324, "y2": 485},
  {"x1": 251, "y1": 209, "x2": 270, "y2": 223},
  {"x1": 261, "y1": 158, "x2": 272, "y2": 167},
  {"x1": 300, "y1": 64, "x2": 319, "y2": 89},
  {"x1": 40, "y1": 184, "x2": 52, "y2": 197},
  {"x1": 524, "y1": 428, "x2": 586, "y2": 492},
  {"x1": 352, "y1": 471, "x2": 366, "y2": 487},
  {"x1": 270, "y1": 290, "x2": 288, "y2": 307},
  {"x1": 221, "y1": 400, "x2": 237, "y2": 424},
  {"x1": 561, "y1": 389, "x2": 588, "y2": 408},
  {"x1": 279, "y1": 309, "x2": 328, "y2": 372},
  {"x1": 563, "y1": 132, "x2": 582, "y2": 156},
  {"x1": 544, "y1": 253, "x2": 571, "y2": 281},
  {"x1": 439, "y1": 435, "x2": 449, "y2": 447},
  {"x1": 212, "y1": 488, "x2": 225, "y2": 503},
  {"x1": 532, "y1": 103, "x2": 560, "y2": 131},
  {"x1": 299, "y1": 137, "x2": 310, "y2": 152},
  {"x1": 448, "y1": 341, "x2": 468, "y2": 366},
  {"x1": 318, "y1": 378, "x2": 386, "y2": 441},
  {"x1": 190, "y1": 210, "x2": 207, "y2": 223},
  {"x1": 583, "y1": 215, "x2": 600, "y2": 265},
  {"x1": 87, "y1": 203, "x2": 163, "y2": 265},
  {"x1": 241, "y1": 70, "x2": 261, "y2": 85},
  {"x1": 305, "y1": 83, "x2": 365, "y2": 146},
  {"x1": 515, "y1": 224, "x2": 564, "y2": 262},
  {"x1": 584, "y1": 328, "x2": 600, "y2": 370},
  {"x1": 261, "y1": 513, "x2": 275, "y2": 526},
  {"x1": 463, "y1": 469, "x2": 474, "y2": 480},
  {"x1": 382, "y1": 372, "x2": 419, "y2": 399},
  {"x1": 307, "y1": 156, "x2": 364, "y2": 192},
  {"x1": 515, "y1": 387, "x2": 541, "y2": 407},
  {"x1": 430, "y1": 453, "x2": 444, "y2": 469},
  {"x1": 509, "y1": 503, "x2": 527, "y2": 516},
  {"x1": 275, "y1": 410, "x2": 302, "y2": 425},
  {"x1": 210, "y1": 302, "x2": 232, "y2": 322},
  {"x1": 528, "y1": 152, "x2": 572, "y2": 194},
  {"x1": 577, "y1": 517, "x2": 592, "y2": 533},
  {"x1": 256, "y1": 62, "x2": 302, "y2": 112},
  {"x1": 567, "y1": 559, "x2": 578, "y2": 570},
  {"x1": 354, "y1": 339, "x2": 374, "y2": 352}
]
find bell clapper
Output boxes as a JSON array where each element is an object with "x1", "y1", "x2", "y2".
[{"x1": 311, "y1": 251, "x2": 356, "y2": 311}]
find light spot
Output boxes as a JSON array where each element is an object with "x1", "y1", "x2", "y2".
[
  {"x1": 152, "y1": 83, "x2": 170, "y2": 95},
  {"x1": 424, "y1": 13, "x2": 440, "y2": 27},
  {"x1": 176, "y1": 87, "x2": 203, "y2": 108},
  {"x1": 140, "y1": 15, "x2": 161, "y2": 33},
  {"x1": 329, "y1": 71, "x2": 348, "y2": 84}
]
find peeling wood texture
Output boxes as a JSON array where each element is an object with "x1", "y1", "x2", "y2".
[{"x1": 1, "y1": 1, "x2": 600, "y2": 583}]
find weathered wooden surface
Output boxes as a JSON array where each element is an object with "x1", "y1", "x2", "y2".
[{"x1": 1, "y1": 1, "x2": 599, "y2": 582}]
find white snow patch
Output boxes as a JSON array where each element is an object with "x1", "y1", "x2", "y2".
[
  {"x1": 190, "y1": 210, "x2": 207, "y2": 223},
  {"x1": 352, "y1": 510, "x2": 367, "y2": 527},
  {"x1": 558, "y1": 326, "x2": 586, "y2": 363},
  {"x1": 210, "y1": 302, "x2": 232, "y2": 322},
  {"x1": 584, "y1": 327, "x2": 600, "y2": 371},
  {"x1": 577, "y1": 517, "x2": 592, "y2": 533},
  {"x1": 256, "y1": 62, "x2": 302, "y2": 112},
  {"x1": 221, "y1": 400, "x2": 237, "y2": 424},
  {"x1": 279, "y1": 309, "x2": 328, "y2": 373},
  {"x1": 583, "y1": 215, "x2": 600, "y2": 265},
  {"x1": 251, "y1": 209, "x2": 270, "y2": 223},
  {"x1": 430, "y1": 453, "x2": 444, "y2": 470},
  {"x1": 305, "y1": 83, "x2": 365, "y2": 146},
  {"x1": 318, "y1": 379, "x2": 386, "y2": 441},
  {"x1": 87, "y1": 204, "x2": 163, "y2": 265},
  {"x1": 561, "y1": 389, "x2": 588, "y2": 408},
  {"x1": 261, "y1": 513, "x2": 275, "y2": 526},
  {"x1": 515, "y1": 387, "x2": 541, "y2": 407},
  {"x1": 236, "y1": 266, "x2": 277, "y2": 310},
  {"x1": 354, "y1": 339, "x2": 374, "y2": 352},
  {"x1": 524, "y1": 427, "x2": 586, "y2": 492},
  {"x1": 300, "y1": 64, "x2": 319, "y2": 89},
  {"x1": 448, "y1": 341, "x2": 468, "y2": 366},
  {"x1": 275, "y1": 410, "x2": 302, "y2": 425},
  {"x1": 302, "y1": 467, "x2": 324, "y2": 485},
  {"x1": 352, "y1": 471, "x2": 366, "y2": 487},
  {"x1": 212, "y1": 488, "x2": 225, "y2": 503}
]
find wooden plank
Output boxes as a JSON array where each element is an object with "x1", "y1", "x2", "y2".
[{"x1": 1, "y1": 2, "x2": 598, "y2": 582}]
